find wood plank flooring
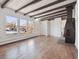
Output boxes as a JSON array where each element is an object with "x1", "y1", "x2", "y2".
[{"x1": 0, "y1": 36, "x2": 77, "y2": 59}]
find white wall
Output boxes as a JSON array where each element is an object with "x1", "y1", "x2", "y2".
[
  {"x1": 33, "y1": 19, "x2": 41, "y2": 35},
  {"x1": 61, "y1": 20, "x2": 66, "y2": 37},
  {"x1": 40, "y1": 20, "x2": 48, "y2": 35},
  {"x1": 74, "y1": 3, "x2": 78, "y2": 49},
  {"x1": 47, "y1": 21, "x2": 51, "y2": 36},
  {"x1": 40, "y1": 18, "x2": 63, "y2": 37},
  {"x1": 0, "y1": 7, "x2": 39, "y2": 45},
  {"x1": 50, "y1": 18, "x2": 61, "y2": 37}
]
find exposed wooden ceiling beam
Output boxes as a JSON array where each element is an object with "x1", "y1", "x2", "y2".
[
  {"x1": 15, "y1": 0, "x2": 41, "y2": 12},
  {"x1": 41, "y1": 14, "x2": 67, "y2": 21},
  {"x1": 1, "y1": 0, "x2": 10, "y2": 8},
  {"x1": 41, "y1": 18, "x2": 55, "y2": 21},
  {"x1": 24, "y1": 0, "x2": 65, "y2": 15},
  {"x1": 39, "y1": 12, "x2": 67, "y2": 19},
  {"x1": 30, "y1": 2, "x2": 76, "y2": 16},
  {"x1": 32, "y1": 9, "x2": 66, "y2": 18},
  {"x1": 47, "y1": 14, "x2": 67, "y2": 20}
]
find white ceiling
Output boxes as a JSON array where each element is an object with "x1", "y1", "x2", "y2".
[
  {"x1": 30, "y1": 8, "x2": 66, "y2": 17},
  {"x1": 0, "y1": 0, "x2": 76, "y2": 18},
  {"x1": 19, "y1": 0, "x2": 57, "y2": 13},
  {"x1": 27, "y1": 0, "x2": 75, "y2": 16},
  {"x1": 0, "y1": 0, "x2": 6, "y2": 5},
  {"x1": 6, "y1": 0, "x2": 33, "y2": 10}
]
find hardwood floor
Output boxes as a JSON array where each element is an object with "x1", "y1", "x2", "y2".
[{"x1": 0, "y1": 36, "x2": 77, "y2": 59}]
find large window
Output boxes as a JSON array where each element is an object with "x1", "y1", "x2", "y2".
[
  {"x1": 5, "y1": 16, "x2": 18, "y2": 34},
  {"x1": 27, "y1": 20, "x2": 33, "y2": 33},
  {"x1": 5, "y1": 16, "x2": 34, "y2": 34},
  {"x1": 20, "y1": 19, "x2": 27, "y2": 34}
]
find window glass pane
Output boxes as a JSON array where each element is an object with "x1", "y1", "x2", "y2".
[
  {"x1": 27, "y1": 20, "x2": 33, "y2": 33},
  {"x1": 5, "y1": 16, "x2": 18, "y2": 34},
  {"x1": 20, "y1": 19, "x2": 27, "y2": 33}
]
